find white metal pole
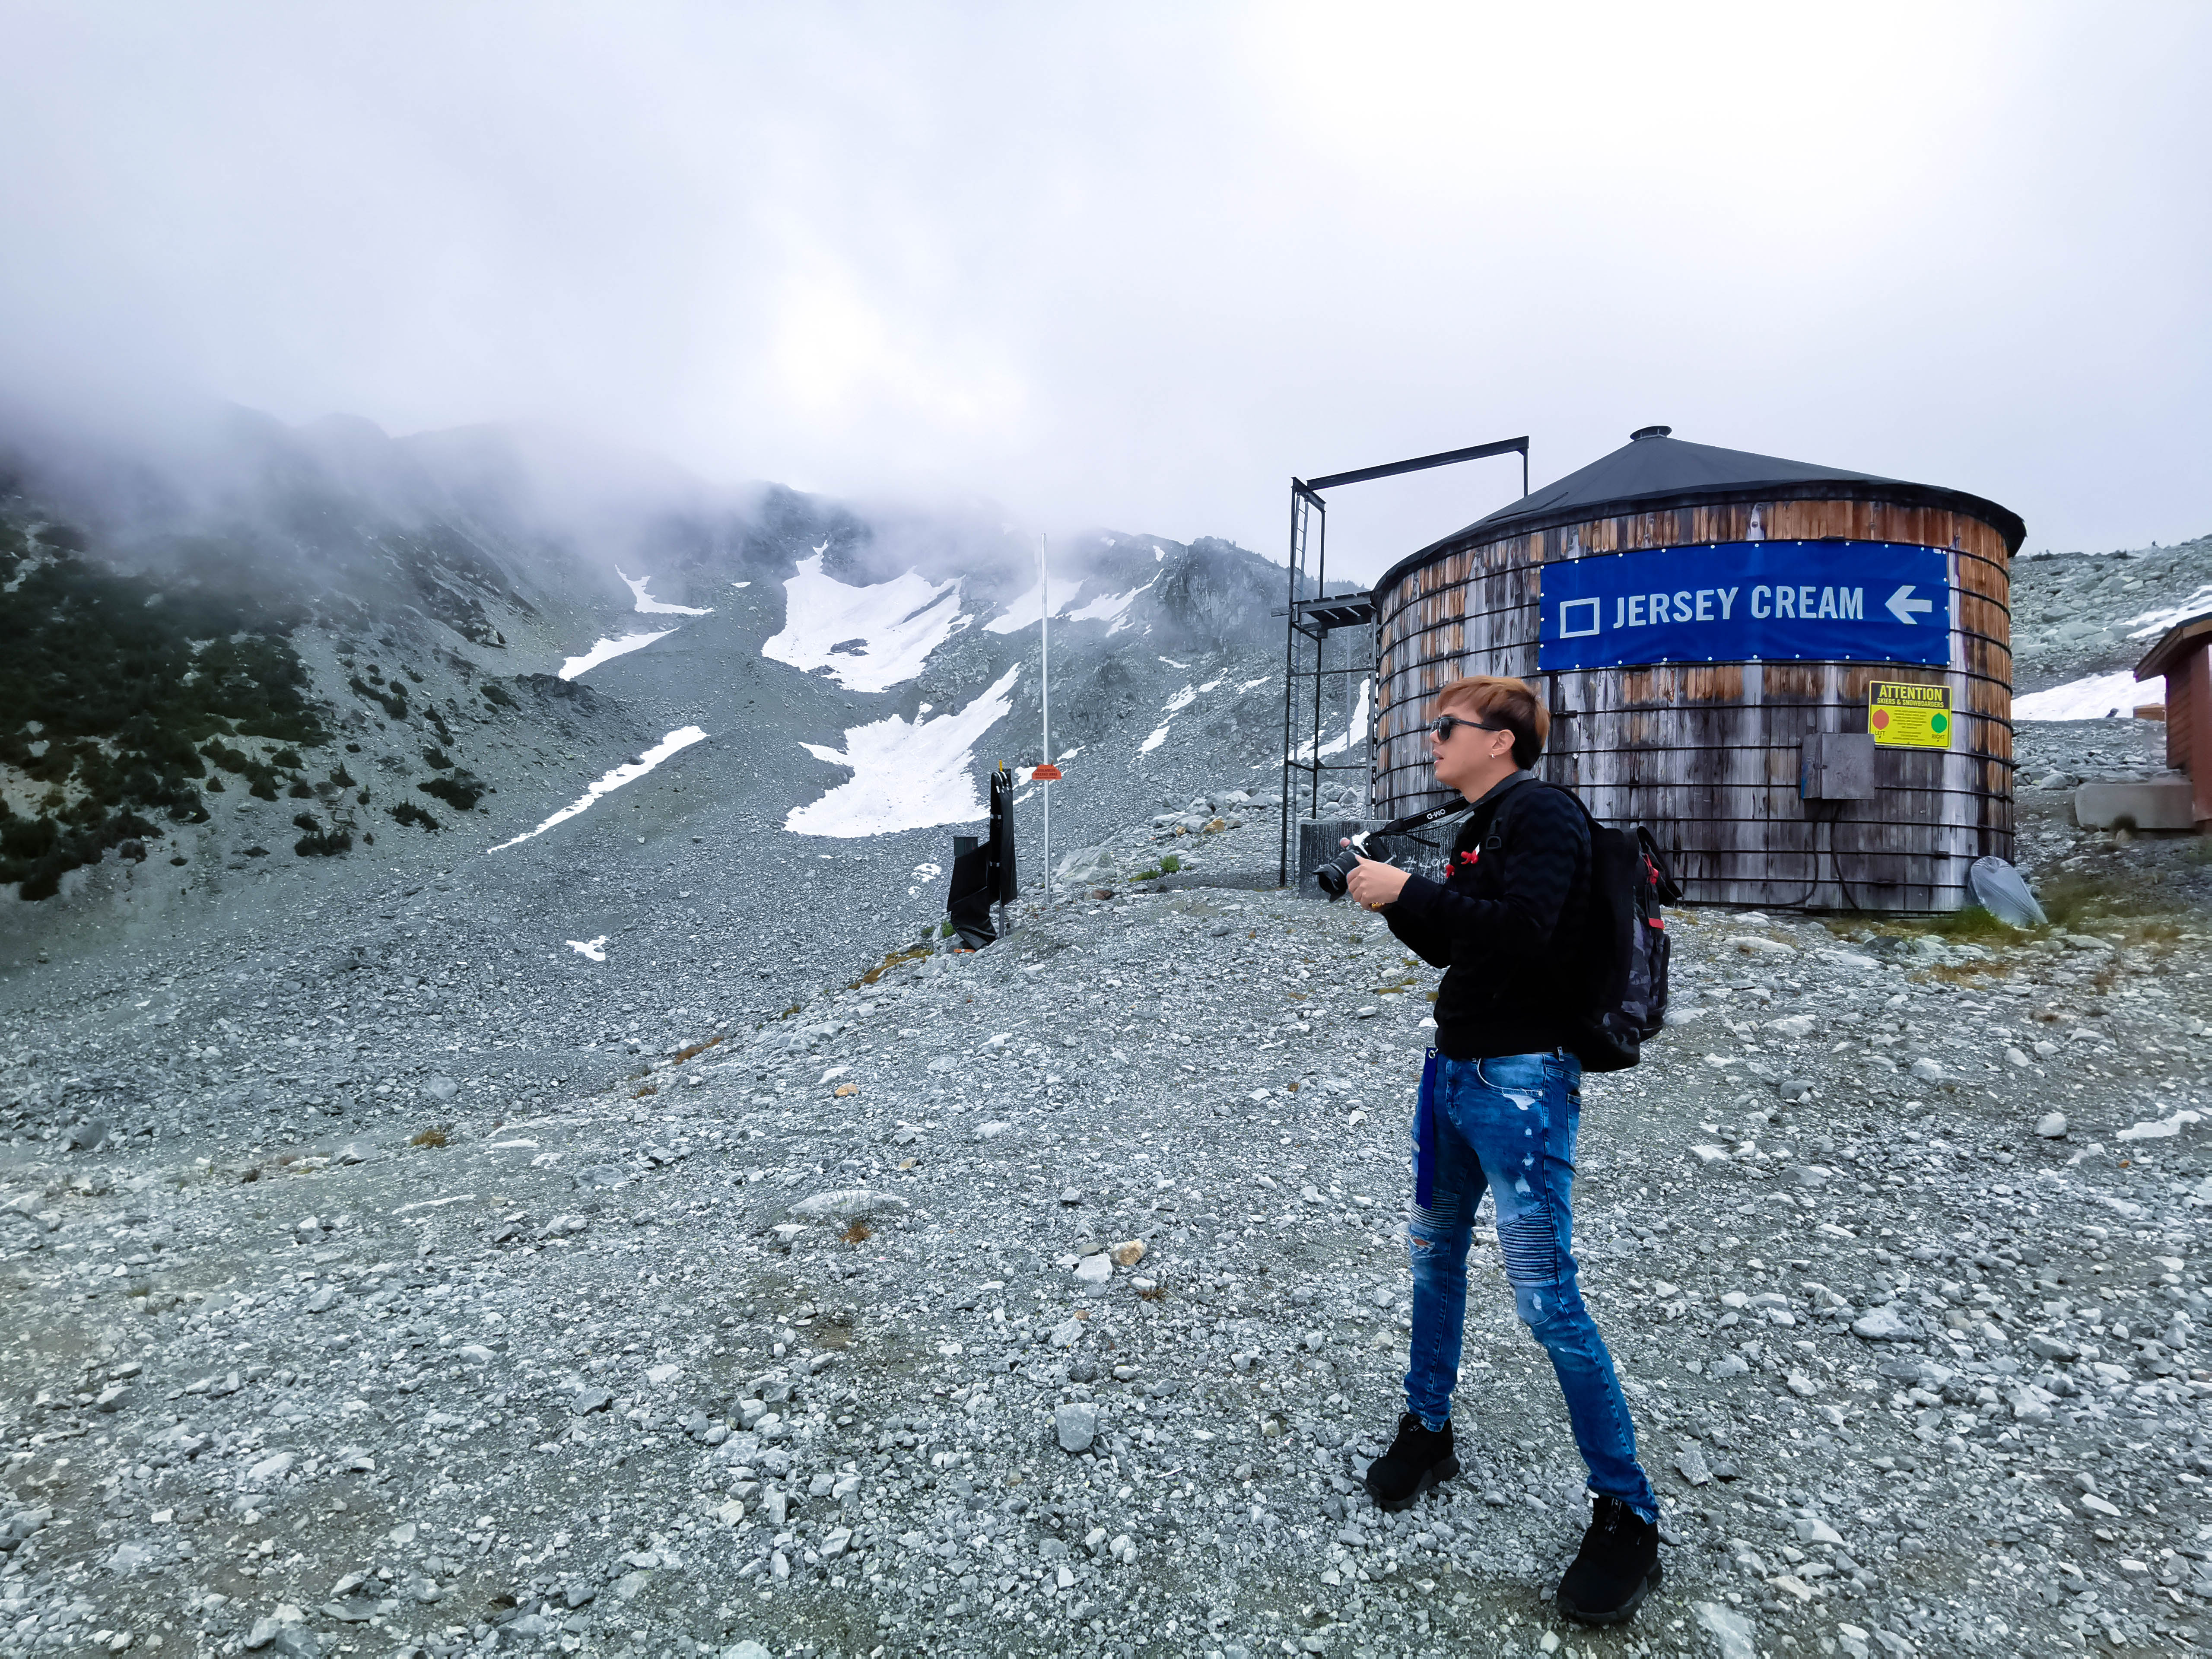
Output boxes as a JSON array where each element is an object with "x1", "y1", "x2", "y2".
[{"x1": 1040, "y1": 534, "x2": 1051, "y2": 906}]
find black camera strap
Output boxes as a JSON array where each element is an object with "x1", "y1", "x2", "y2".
[{"x1": 1373, "y1": 797, "x2": 1472, "y2": 838}]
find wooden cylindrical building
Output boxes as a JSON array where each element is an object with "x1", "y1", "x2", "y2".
[{"x1": 1371, "y1": 428, "x2": 2025, "y2": 911}]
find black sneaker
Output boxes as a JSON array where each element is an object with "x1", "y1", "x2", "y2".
[
  {"x1": 1362, "y1": 1413, "x2": 1458, "y2": 1511},
  {"x1": 1557, "y1": 1494, "x2": 1663, "y2": 1625}
]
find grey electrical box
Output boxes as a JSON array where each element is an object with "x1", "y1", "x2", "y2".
[{"x1": 1800, "y1": 732, "x2": 1875, "y2": 801}]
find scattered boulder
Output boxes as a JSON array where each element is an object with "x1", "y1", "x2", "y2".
[
  {"x1": 789, "y1": 1189, "x2": 909, "y2": 1221},
  {"x1": 1054, "y1": 1402, "x2": 1098, "y2": 1453},
  {"x1": 1851, "y1": 1305, "x2": 1921, "y2": 1342}
]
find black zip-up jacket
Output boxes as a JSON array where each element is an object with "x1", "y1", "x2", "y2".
[{"x1": 1382, "y1": 771, "x2": 1590, "y2": 1061}]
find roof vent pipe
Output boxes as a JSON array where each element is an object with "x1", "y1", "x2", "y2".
[{"x1": 1630, "y1": 425, "x2": 1672, "y2": 441}]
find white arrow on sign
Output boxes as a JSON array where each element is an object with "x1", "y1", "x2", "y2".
[{"x1": 1885, "y1": 584, "x2": 1935, "y2": 626}]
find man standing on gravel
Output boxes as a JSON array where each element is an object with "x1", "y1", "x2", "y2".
[{"x1": 1342, "y1": 674, "x2": 1663, "y2": 1627}]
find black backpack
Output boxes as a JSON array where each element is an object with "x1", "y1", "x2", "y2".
[{"x1": 1495, "y1": 782, "x2": 1681, "y2": 1072}]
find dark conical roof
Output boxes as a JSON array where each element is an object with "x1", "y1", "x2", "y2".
[{"x1": 1379, "y1": 428, "x2": 2025, "y2": 594}]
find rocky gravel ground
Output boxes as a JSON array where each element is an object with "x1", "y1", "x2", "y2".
[
  {"x1": 5, "y1": 722, "x2": 2212, "y2": 1659},
  {"x1": 0, "y1": 761, "x2": 1291, "y2": 1162}
]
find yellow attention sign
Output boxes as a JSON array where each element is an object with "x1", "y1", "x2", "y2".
[{"x1": 1869, "y1": 680, "x2": 1953, "y2": 749}]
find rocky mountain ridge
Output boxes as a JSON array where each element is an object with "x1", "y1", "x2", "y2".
[
  {"x1": 0, "y1": 409, "x2": 1330, "y2": 939},
  {"x1": 2012, "y1": 534, "x2": 2212, "y2": 691}
]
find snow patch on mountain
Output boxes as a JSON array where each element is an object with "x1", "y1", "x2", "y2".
[
  {"x1": 785, "y1": 665, "x2": 1021, "y2": 839},
  {"x1": 558, "y1": 629, "x2": 675, "y2": 680},
  {"x1": 1138, "y1": 675, "x2": 1232, "y2": 756},
  {"x1": 985, "y1": 576, "x2": 1154, "y2": 636},
  {"x1": 763, "y1": 555, "x2": 967, "y2": 694},
  {"x1": 2126, "y1": 584, "x2": 2212, "y2": 640},
  {"x1": 1300, "y1": 675, "x2": 1371, "y2": 760},
  {"x1": 2015, "y1": 670, "x2": 2157, "y2": 721},
  {"x1": 983, "y1": 574, "x2": 1063, "y2": 635},
  {"x1": 1064, "y1": 579, "x2": 1152, "y2": 632},
  {"x1": 991, "y1": 579, "x2": 1159, "y2": 641},
  {"x1": 617, "y1": 568, "x2": 713, "y2": 616},
  {"x1": 487, "y1": 726, "x2": 710, "y2": 851}
]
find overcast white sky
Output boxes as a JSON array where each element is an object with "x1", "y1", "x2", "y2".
[{"x1": 3, "y1": 3, "x2": 2207, "y2": 580}]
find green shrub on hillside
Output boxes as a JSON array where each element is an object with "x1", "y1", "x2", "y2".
[
  {"x1": 418, "y1": 772, "x2": 485, "y2": 812},
  {"x1": 350, "y1": 674, "x2": 408, "y2": 720},
  {"x1": 0, "y1": 511, "x2": 328, "y2": 899},
  {"x1": 291, "y1": 810, "x2": 351, "y2": 857}
]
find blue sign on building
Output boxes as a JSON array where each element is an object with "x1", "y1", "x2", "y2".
[{"x1": 1535, "y1": 540, "x2": 1952, "y2": 672}]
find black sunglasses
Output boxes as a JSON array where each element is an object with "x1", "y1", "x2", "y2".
[{"x1": 1425, "y1": 714, "x2": 1509, "y2": 742}]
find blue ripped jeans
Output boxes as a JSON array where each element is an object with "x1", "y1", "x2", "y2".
[{"x1": 1404, "y1": 1049, "x2": 1657, "y2": 1522}]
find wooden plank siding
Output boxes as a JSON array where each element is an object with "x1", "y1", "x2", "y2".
[
  {"x1": 1371, "y1": 497, "x2": 2014, "y2": 912},
  {"x1": 2170, "y1": 645, "x2": 2212, "y2": 824}
]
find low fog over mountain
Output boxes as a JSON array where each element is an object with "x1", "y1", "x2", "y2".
[{"x1": 0, "y1": 404, "x2": 1361, "y2": 972}]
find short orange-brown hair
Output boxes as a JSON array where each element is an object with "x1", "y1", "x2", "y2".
[{"x1": 1433, "y1": 675, "x2": 1549, "y2": 769}]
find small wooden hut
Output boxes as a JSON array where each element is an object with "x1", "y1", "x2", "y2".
[{"x1": 2135, "y1": 610, "x2": 2212, "y2": 828}]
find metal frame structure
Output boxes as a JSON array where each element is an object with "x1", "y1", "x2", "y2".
[{"x1": 1277, "y1": 437, "x2": 1532, "y2": 886}]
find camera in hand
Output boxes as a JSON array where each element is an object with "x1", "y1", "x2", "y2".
[
  {"x1": 1308, "y1": 796, "x2": 1471, "y2": 898},
  {"x1": 1314, "y1": 832, "x2": 1378, "y2": 897}
]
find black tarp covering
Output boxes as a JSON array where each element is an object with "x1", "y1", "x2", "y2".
[
  {"x1": 945, "y1": 767, "x2": 1018, "y2": 949},
  {"x1": 946, "y1": 838, "x2": 996, "y2": 950},
  {"x1": 988, "y1": 767, "x2": 1017, "y2": 903}
]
